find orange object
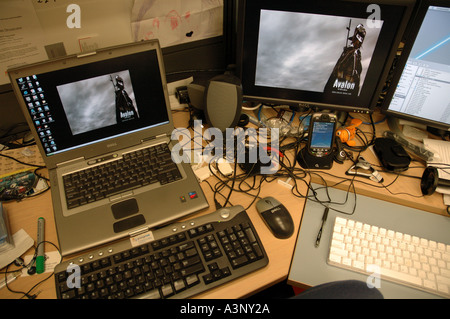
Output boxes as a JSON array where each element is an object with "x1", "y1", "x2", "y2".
[{"x1": 336, "y1": 118, "x2": 362, "y2": 146}]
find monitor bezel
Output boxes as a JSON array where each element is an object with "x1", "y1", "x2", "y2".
[{"x1": 236, "y1": 0, "x2": 416, "y2": 114}]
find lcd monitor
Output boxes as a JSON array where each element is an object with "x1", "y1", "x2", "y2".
[
  {"x1": 381, "y1": 0, "x2": 450, "y2": 132},
  {"x1": 237, "y1": 0, "x2": 416, "y2": 113}
]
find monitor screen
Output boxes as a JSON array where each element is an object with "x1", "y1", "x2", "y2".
[
  {"x1": 12, "y1": 49, "x2": 169, "y2": 157},
  {"x1": 381, "y1": 0, "x2": 450, "y2": 131},
  {"x1": 237, "y1": 0, "x2": 415, "y2": 113}
]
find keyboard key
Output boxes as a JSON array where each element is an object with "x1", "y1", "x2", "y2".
[
  {"x1": 180, "y1": 263, "x2": 205, "y2": 277},
  {"x1": 161, "y1": 284, "x2": 174, "y2": 297},
  {"x1": 185, "y1": 274, "x2": 200, "y2": 287}
]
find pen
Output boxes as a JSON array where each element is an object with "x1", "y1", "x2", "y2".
[
  {"x1": 36, "y1": 217, "x2": 45, "y2": 274},
  {"x1": 315, "y1": 207, "x2": 329, "y2": 247}
]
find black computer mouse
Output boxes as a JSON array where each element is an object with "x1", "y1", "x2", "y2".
[{"x1": 256, "y1": 196, "x2": 294, "y2": 239}]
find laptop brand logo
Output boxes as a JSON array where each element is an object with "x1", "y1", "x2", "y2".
[{"x1": 107, "y1": 142, "x2": 118, "y2": 148}]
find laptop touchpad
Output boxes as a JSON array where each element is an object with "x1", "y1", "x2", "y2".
[
  {"x1": 111, "y1": 198, "x2": 139, "y2": 219},
  {"x1": 113, "y1": 214, "x2": 146, "y2": 233}
]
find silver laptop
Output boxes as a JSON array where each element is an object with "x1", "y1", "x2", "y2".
[{"x1": 8, "y1": 40, "x2": 209, "y2": 256}]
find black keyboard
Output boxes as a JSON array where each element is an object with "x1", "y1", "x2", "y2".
[
  {"x1": 54, "y1": 206, "x2": 269, "y2": 299},
  {"x1": 62, "y1": 143, "x2": 182, "y2": 209}
]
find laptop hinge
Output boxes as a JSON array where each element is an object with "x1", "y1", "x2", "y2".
[
  {"x1": 128, "y1": 227, "x2": 155, "y2": 247},
  {"x1": 77, "y1": 51, "x2": 97, "y2": 58},
  {"x1": 128, "y1": 226, "x2": 151, "y2": 238}
]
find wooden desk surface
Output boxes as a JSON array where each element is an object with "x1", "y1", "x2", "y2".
[
  {"x1": 0, "y1": 158, "x2": 305, "y2": 299},
  {"x1": 314, "y1": 111, "x2": 448, "y2": 216},
  {"x1": 0, "y1": 109, "x2": 447, "y2": 299}
]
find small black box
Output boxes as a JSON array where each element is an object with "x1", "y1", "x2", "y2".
[
  {"x1": 374, "y1": 138, "x2": 411, "y2": 171},
  {"x1": 175, "y1": 86, "x2": 190, "y2": 104}
]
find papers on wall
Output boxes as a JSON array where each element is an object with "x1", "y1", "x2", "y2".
[
  {"x1": 131, "y1": 0, "x2": 223, "y2": 48},
  {"x1": 0, "y1": 0, "x2": 47, "y2": 85}
]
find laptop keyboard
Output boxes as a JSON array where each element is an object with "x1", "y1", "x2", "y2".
[
  {"x1": 54, "y1": 206, "x2": 269, "y2": 299},
  {"x1": 63, "y1": 143, "x2": 182, "y2": 209}
]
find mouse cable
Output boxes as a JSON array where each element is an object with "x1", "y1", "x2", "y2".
[
  {"x1": 208, "y1": 153, "x2": 283, "y2": 211},
  {"x1": 202, "y1": 179, "x2": 230, "y2": 210},
  {"x1": 211, "y1": 171, "x2": 265, "y2": 211},
  {"x1": 211, "y1": 176, "x2": 261, "y2": 211}
]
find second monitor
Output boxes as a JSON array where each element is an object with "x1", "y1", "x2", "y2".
[
  {"x1": 381, "y1": 0, "x2": 450, "y2": 134},
  {"x1": 237, "y1": 0, "x2": 416, "y2": 114}
]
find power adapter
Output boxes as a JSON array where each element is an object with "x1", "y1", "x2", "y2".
[
  {"x1": 193, "y1": 166, "x2": 211, "y2": 182},
  {"x1": 175, "y1": 86, "x2": 190, "y2": 104},
  {"x1": 217, "y1": 160, "x2": 234, "y2": 176}
]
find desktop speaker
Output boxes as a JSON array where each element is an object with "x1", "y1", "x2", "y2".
[
  {"x1": 187, "y1": 83, "x2": 206, "y2": 110},
  {"x1": 204, "y1": 74, "x2": 243, "y2": 132}
]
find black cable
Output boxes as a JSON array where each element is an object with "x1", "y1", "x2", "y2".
[
  {"x1": 222, "y1": 147, "x2": 238, "y2": 208},
  {"x1": 4, "y1": 240, "x2": 61, "y2": 299},
  {"x1": 0, "y1": 153, "x2": 45, "y2": 169},
  {"x1": 189, "y1": 109, "x2": 428, "y2": 217},
  {"x1": 4, "y1": 263, "x2": 36, "y2": 299}
]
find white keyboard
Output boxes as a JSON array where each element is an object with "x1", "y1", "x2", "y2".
[{"x1": 327, "y1": 216, "x2": 450, "y2": 298}]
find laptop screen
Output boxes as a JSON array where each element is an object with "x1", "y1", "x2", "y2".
[{"x1": 14, "y1": 49, "x2": 169, "y2": 156}]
